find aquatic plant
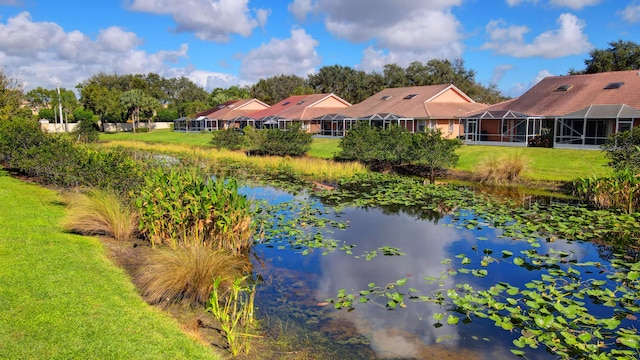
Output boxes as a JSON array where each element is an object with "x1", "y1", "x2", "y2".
[
  {"x1": 136, "y1": 243, "x2": 247, "y2": 306},
  {"x1": 62, "y1": 188, "x2": 138, "y2": 241},
  {"x1": 207, "y1": 275, "x2": 258, "y2": 356},
  {"x1": 135, "y1": 165, "x2": 254, "y2": 254},
  {"x1": 573, "y1": 169, "x2": 640, "y2": 214}
]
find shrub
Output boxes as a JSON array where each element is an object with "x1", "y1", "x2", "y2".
[
  {"x1": 242, "y1": 126, "x2": 266, "y2": 154},
  {"x1": 72, "y1": 118, "x2": 100, "y2": 143},
  {"x1": 601, "y1": 126, "x2": 640, "y2": 172},
  {"x1": 211, "y1": 127, "x2": 245, "y2": 150},
  {"x1": 136, "y1": 165, "x2": 255, "y2": 254},
  {"x1": 258, "y1": 122, "x2": 312, "y2": 157},
  {"x1": 136, "y1": 243, "x2": 247, "y2": 306},
  {"x1": 338, "y1": 124, "x2": 460, "y2": 182},
  {"x1": 528, "y1": 128, "x2": 553, "y2": 148},
  {"x1": 473, "y1": 151, "x2": 529, "y2": 184},
  {"x1": 62, "y1": 188, "x2": 138, "y2": 241}
]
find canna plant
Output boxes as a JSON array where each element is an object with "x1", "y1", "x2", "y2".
[{"x1": 135, "y1": 165, "x2": 255, "y2": 255}]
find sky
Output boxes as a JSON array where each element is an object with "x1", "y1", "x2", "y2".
[{"x1": 0, "y1": 0, "x2": 639, "y2": 98}]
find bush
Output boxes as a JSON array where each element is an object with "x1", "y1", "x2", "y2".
[
  {"x1": 338, "y1": 124, "x2": 460, "y2": 182},
  {"x1": 601, "y1": 127, "x2": 640, "y2": 172},
  {"x1": 62, "y1": 188, "x2": 138, "y2": 241},
  {"x1": 72, "y1": 118, "x2": 100, "y2": 143},
  {"x1": 211, "y1": 127, "x2": 245, "y2": 150},
  {"x1": 258, "y1": 122, "x2": 312, "y2": 157},
  {"x1": 528, "y1": 128, "x2": 553, "y2": 148},
  {"x1": 136, "y1": 243, "x2": 247, "y2": 306}
]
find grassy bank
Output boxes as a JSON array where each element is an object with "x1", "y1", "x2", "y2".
[
  {"x1": 99, "y1": 130, "x2": 612, "y2": 183},
  {"x1": 0, "y1": 170, "x2": 220, "y2": 360}
]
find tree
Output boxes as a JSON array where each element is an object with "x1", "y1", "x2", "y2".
[
  {"x1": 208, "y1": 86, "x2": 251, "y2": 107},
  {"x1": 574, "y1": 40, "x2": 640, "y2": 74},
  {"x1": 120, "y1": 89, "x2": 145, "y2": 132},
  {"x1": 139, "y1": 95, "x2": 161, "y2": 129},
  {"x1": 258, "y1": 122, "x2": 312, "y2": 156},
  {"x1": 413, "y1": 129, "x2": 461, "y2": 184},
  {"x1": 250, "y1": 74, "x2": 310, "y2": 105},
  {"x1": 25, "y1": 87, "x2": 53, "y2": 113},
  {"x1": 72, "y1": 108, "x2": 99, "y2": 143},
  {"x1": 601, "y1": 126, "x2": 640, "y2": 172},
  {"x1": 0, "y1": 68, "x2": 24, "y2": 121},
  {"x1": 307, "y1": 65, "x2": 377, "y2": 104},
  {"x1": 383, "y1": 64, "x2": 408, "y2": 88}
]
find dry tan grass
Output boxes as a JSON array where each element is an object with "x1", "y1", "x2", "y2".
[
  {"x1": 473, "y1": 151, "x2": 529, "y2": 185},
  {"x1": 136, "y1": 243, "x2": 248, "y2": 306},
  {"x1": 100, "y1": 140, "x2": 367, "y2": 182},
  {"x1": 62, "y1": 188, "x2": 138, "y2": 241}
]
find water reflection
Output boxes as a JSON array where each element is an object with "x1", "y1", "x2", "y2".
[{"x1": 244, "y1": 186, "x2": 614, "y2": 359}]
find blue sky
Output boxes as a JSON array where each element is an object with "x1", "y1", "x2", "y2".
[{"x1": 0, "y1": 0, "x2": 638, "y2": 98}]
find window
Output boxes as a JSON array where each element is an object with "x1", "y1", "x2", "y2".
[
  {"x1": 403, "y1": 94, "x2": 417, "y2": 100},
  {"x1": 381, "y1": 95, "x2": 392, "y2": 100},
  {"x1": 554, "y1": 84, "x2": 573, "y2": 92},
  {"x1": 604, "y1": 82, "x2": 624, "y2": 89},
  {"x1": 296, "y1": 100, "x2": 305, "y2": 105},
  {"x1": 448, "y1": 119, "x2": 454, "y2": 133},
  {"x1": 282, "y1": 101, "x2": 291, "y2": 106}
]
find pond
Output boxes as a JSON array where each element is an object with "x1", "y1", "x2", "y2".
[{"x1": 240, "y1": 185, "x2": 638, "y2": 359}]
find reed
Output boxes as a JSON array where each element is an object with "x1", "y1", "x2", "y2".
[
  {"x1": 62, "y1": 188, "x2": 138, "y2": 241},
  {"x1": 136, "y1": 243, "x2": 247, "y2": 306}
]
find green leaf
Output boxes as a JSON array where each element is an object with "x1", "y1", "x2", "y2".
[{"x1": 447, "y1": 315, "x2": 459, "y2": 325}]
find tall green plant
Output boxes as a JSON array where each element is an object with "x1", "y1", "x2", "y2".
[
  {"x1": 207, "y1": 275, "x2": 257, "y2": 356},
  {"x1": 573, "y1": 169, "x2": 640, "y2": 214},
  {"x1": 602, "y1": 127, "x2": 640, "y2": 172},
  {"x1": 136, "y1": 165, "x2": 254, "y2": 254}
]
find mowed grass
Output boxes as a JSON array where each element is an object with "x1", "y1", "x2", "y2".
[
  {"x1": 100, "y1": 130, "x2": 613, "y2": 182},
  {"x1": 455, "y1": 145, "x2": 612, "y2": 182},
  {"x1": 0, "y1": 170, "x2": 220, "y2": 360}
]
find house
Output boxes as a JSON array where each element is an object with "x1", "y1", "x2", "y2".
[
  {"x1": 247, "y1": 93, "x2": 351, "y2": 133},
  {"x1": 461, "y1": 70, "x2": 640, "y2": 148},
  {"x1": 329, "y1": 84, "x2": 487, "y2": 138},
  {"x1": 173, "y1": 99, "x2": 269, "y2": 132}
]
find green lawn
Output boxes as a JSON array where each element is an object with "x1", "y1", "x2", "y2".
[
  {"x1": 100, "y1": 130, "x2": 612, "y2": 182},
  {"x1": 0, "y1": 170, "x2": 220, "y2": 360},
  {"x1": 455, "y1": 145, "x2": 611, "y2": 182}
]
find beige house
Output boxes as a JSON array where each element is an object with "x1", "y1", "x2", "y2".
[
  {"x1": 174, "y1": 99, "x2": 269, "y2": 132},
  {"x1": 248, "y1": 93, "x2": 351, "y2": 133},
  {"x1": 461, "y1": 70, "x2": 640, "y2": 148},
  {"x1": 329, "y1": 84, "x2": 487, "y2": 138}
]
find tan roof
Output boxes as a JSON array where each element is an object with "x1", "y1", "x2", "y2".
[
  {"x1": 341, "y1": 84, "x2": 485, "y2": 119},
  {"x1": 249, "y1": 93, "x2": 351, "y2": 120},
  {"x1": 195, "y1": 99, "x2": 269, "y2": 120},
  {"x1": 480, "y1": 70, "x2": 640, "y2": 117}
]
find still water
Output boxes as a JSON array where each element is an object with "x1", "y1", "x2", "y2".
[{"x1": 240, "y1": 186, "x2": 617, "y2": 359}]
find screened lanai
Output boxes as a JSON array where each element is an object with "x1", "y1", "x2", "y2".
[
  {"x1": 225, "y1": 115, "x2": 255, "y2": 130},
  {"x1": 173, "y1": 116, "x2": 219, "y2": 132},
  {"x1": 359, "y1": 113, "x2": 415, "y2": 132},
  {"x1": 461, "y1": 110, "x2": 545, "y2": 146},
  {"x1": 554, "y1": 104, "x2": 640, "y2": 148},
  {"x1": 313, "y1": 113, "x2": 356, "y2": 136}
]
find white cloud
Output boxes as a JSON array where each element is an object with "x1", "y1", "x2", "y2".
[
  {"x1": 126, "y1": 0, "x2": 269, "y2": 42},
  {"x1": 0, "y1": 11, "x2": 190, "y2": 90},
  {"x1": 620, "y1": 1, "x2": 640, "y2": 23},
  {"x1": 507, "y1": 69, "x2": 554, "y2": 97},
  {"x1": 288, "y1": 0, "x2": 315, "y2": 21},
  {"x1": 548, "y1": 0, "x2": 601, "y2": 10},
  {"x1": 505, "y1": 0, "x2": 600, "y2": 9},
  {"x1": 481, "y1": 13, "x2": 592, "y2": 58},
  {"x1": 292, "y1": 0, "x2": 465, "y2": 71},
  {"x1": 0, "y1": 0, "x2": 20, "y2": 4},
  {"x1": 239, "y1": 28, "x2": 321, "y2": 82},
  {"x1": 490, "y1": 64, "x2": 514, "y2": 85}
]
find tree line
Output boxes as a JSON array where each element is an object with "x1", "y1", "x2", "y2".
[{"x1": 1, "y1": 40, "x2": 640, "y2": 126}]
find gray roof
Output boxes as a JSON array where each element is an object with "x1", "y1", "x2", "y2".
[{"x1": 560, "y1": 104, "x2": 640, "y2": 119}]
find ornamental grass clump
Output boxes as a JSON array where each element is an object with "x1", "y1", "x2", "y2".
[
  {"x1": 62, "y1": 188, "x2": 138, "y2": 241},
  {"x1": 136, "y1": 243, "x2": 247, "y2": 306},
  {"x1": 473, "y1": 151, "x2": 529, "y2": 184},
  {"x1": 136, "y1": 165, "x2": 255, "y2": 255}
]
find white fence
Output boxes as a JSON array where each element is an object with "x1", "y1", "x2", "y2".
[{"x1": 40, "y1": 120, "x2": 173, "y2": 133}]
